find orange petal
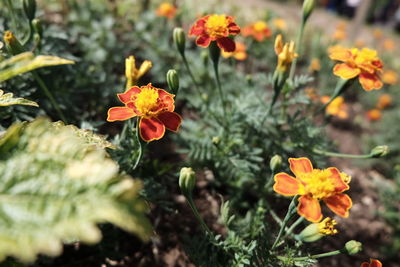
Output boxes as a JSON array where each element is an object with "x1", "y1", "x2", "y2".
[
  {"x1": 139, "y1": 117, "x2": 166, "y2": 142},
  {"x1": 289, "y1": 157, "x2": 313, "y2": 177},
  {"x1": 117, "y1": 86, "x2": 141, "y2": 104},
  {"x1": 297, "y1": 195, "x2": 323, "y2": 223},
  {"x1": 273, "y1": 173, "x2": 301, "y2": 196},
  {"x1": 369, "y1": 259, "x2": 383, "y2": 267},
  {"x1": 107, "y1": 107, "x2": 136, "y2": 122},
  {"x1": 329, "y1": 46, "x2": 352, "y2": 62},
  {"x1": 327, "y1": 167, "x2": 349, "y2": 193},
  {"x1": 157, "y1": 111, "x2": 182, "y2": 132},
  {"x1": 333, "y1": 63, "x2": 361, "y2": 79},
  {"x1": 359, "y1": 73, "x2": 383, "y2": 91},
  {"x1": 324, "y1": 193, "x2": 352, "y2": 218}
]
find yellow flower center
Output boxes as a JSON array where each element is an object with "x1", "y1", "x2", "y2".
[
  {"x1": 205, "y1": 14, "x2": 229, "y2": 38},
  {"x1": 298, "y1": 169, "x2": 337, "y2": 199},
  {"x1": 134, "y1": 87, "x2": 159, "y2": 116},
  {"x1": 318, "y1": 217, "x2": 338, "y2": 235},
  {"x1": 159, "y1": 3, "x2": 174, "y2": 13},
  {"x1": 253, "y1": 21, "x2": 267, "y2": 32}
]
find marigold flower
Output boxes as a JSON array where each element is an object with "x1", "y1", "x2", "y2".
[
  {"x1": 309, "y1": 58, "x2": 321, "y2": 72},
  {"x1": 373, "y1": 29, "x2": 383, "y2": 40},
  {"x1": 355, "y1": 38, "x2": 366, "y2": 48},
  {"x1": 298, "y1": 217, "x2": 338, "y2": 242},
  {"x1": 332, "y1": 29, "x2": 346, "y2": 41},
  {"x1": 273, "y1": 18, "x2": 287, "y2": 31},
  {"x1": 125, "y1": 56, "x2": 152, "y2": 88},
  {"x1": 107, "y1": 83, "x2": 182, "y2": 142},
  {"x1": 274, "y1": 34, "x2": 297, "y2": 72},
  {"x1": 366, "y1": 109, "x2": 382, "y2": 122},
  {"x1": 321, "y1": 96, "x2": 349, "y2": 119},
  {"x1": 361, "y1": 259, "x2": 382, "y2": 267},
  {"x1": 189, "y1": 14, "x2": 240, "y2": 52},
  {"x1": 382, "y1": 39, "x2": 394, "y2": 52},
  {"x1": 221, "y1": 42, "x2": 247, "y2": 60},
  {"x1": 318, "y1": 217, "x2": 338, "y2": 235},
  {"x1": 329, "y1": 47, "x2": 384, "y2": 91},
  {"x1": 155, "y1": 3, "x2": 177, "y2": 19},
  {"x1": 242, "y1": 21, "x2": 271, "y2": 42},
  {"x1": 305, "y1": 87, "x2": 319, "y2": 101},
  {"x1": 273, "y1": 157, "x2": 352, "y2": 222},
  {"x1": 382, "y1": 70, "x2": 398, "y2": 85},
  {"x1": 376, "y1": 94, "x2": 392, "y2": 109}
]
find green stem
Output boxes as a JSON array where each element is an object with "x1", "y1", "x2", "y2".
[
  {"x1": 132, "y1": 117, "x2": 143, "y2": 170},
  {"x1": 288, "y1": 19, "x2": 305, "y2": 83},
  {"x1": 186, "y1": 194, "x2": 213, "y2": 236},
  {"x1": 181, "y1": 54, "x2": 201, "y2": 94},
  {"x1": 278, "y1": 249, "x2": 343, "y2": 261},
  {"x1": 32, "y1": 72, "x2": 67, "y2": 122},
  {"x1": 313, "y1": 148, "x2": 374, "y2": 159},
  {"x1": 271, "y1": 196, "x2": 298, "y2": 250},
  {"x1": 282, "y1": 216, "x2": 304, "y2": 240},
  {"x1": 264, "y1": 172, "x2": 275, "y2": 192},
  {"x1": 211, "y1": 54, "x2": 227, "y2": 118},
  {"x1": 317, "y1": 78, "x2": 350, "y2": 114}
]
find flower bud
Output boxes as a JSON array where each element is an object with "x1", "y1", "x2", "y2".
[
  {"x1": 173, "y1": 27, "x2": 186, "y2": 56},
  {"x1": 3, "y1": 31, "x2": 25, "y2": 55},
  {"x1": 246, "y1": 75, "x2": 253, "y2": 86},
  {"x1": 32, "y1": 18, "x2": 43, "y2": 37},
  {"x1": 298, "y1": 217, "x2": 338, "y2": 243},
  {"x1": 209, "y1": 41, "x2": 221, "y2": 66},
  {"x1": 370, "y1": 145, "x2": 389, "y2": 158},
  {"x1": 344, "y1": 240, "x2": 362, "y2": 255},
  {"x1": 302, "y1": 0, "x2": 315, "y2": 23},
  {"x1": 179, "y1": 167, "x2": 196, "y2": 196},
  {"x1": 166, "y1": 69, "x2": 179, "y2": 94},
  {"x1": 270, "y1": 155, "x2": 282, "y2": 172},
  {"x1": 23, "y1": 0, "x2": 37, "y2": 21}
]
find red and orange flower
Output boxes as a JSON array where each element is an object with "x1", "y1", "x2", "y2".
[
  {"x1": 273, "y1": 157, "x2": 352, "y2": 223},
  {"x1": 242, "y1": 21, "x2": 272, "y2": 42},
  {"x1": 107, "y1": 83, "x2": 182, "y2": 142},
  {"x1": 361, "y1": 259, "x2": 382, "y2": 267},
  {"x1": 221, "y1": 41, "x2": 247, "y2": 61},
  {"x1": 329, "y1": 47, "x2": 384, "y2": 91},
  {"x1": 189, "y1": 14, "x2": 240, "y2": 52},
  {"x1": 155, "y1": 3, "x2": 177, "y2": 19},
  {"x1": 366, "y1": 109, "x2": 382, "y2": 122}
]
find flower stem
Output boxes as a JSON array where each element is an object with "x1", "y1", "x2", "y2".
[
  {"x1": 289, "y1": 19, "x2": 305, "y2": 83},
  {"x1": 210, "y1": 46, "x2": 227, "y2": 118},
  {"x1": 282, "y1": 216, "x2": 304, "y2": 240},
  {"x1": 132, "y1": 117, "x2": 143, "y2": 170},
  {"x1": 313, "y1": 148, "x2": 374, "y2": 159},
  {"x1": 181, "y1": 54, "x2": 201, "y2": 94},
  {"x1": 271, "y1": 196, "x2": 298, "y2": 250},
  {"x1": 185, "y1": 193, "x2": 213, "y2": 236},
  {"x1": 316, "y1": 78, "x2": 350, "y2": 114},
  {"x1": 278, "y1": 249, "x2": 343, "y2": 261}
]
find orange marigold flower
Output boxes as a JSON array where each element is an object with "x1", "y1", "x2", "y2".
[
  {"x1": 355, "y1": 38, "x2": 366, "y2": 48},
  {"x1": 377, "y1": 94, "x2": 392, "y2": 109},
  {"x1": 275, "y1": 34, "x2": 297, "y2": 72},
  {"x1": 366, "y1": 109, "x2": 382, "y2": 122},
  {"x1": 242, "y1": 21, "x2": 272, "y2": 42},
  {"x1": 382, "y1": 39, "x2": 395, "y2": 52},
  {"x1": 273, "y1": 18, "x2": 287, "y2": 31},
  {"x1": 221, "y1": 42, "x2": 247, "y2": 60},
  {"x1": 320, "y1": 96, "x2": 349, "y2": 119},
  {"x1": 382, "y1": 70, "x2": 398, "y2": 85},
  {"x1": 309, "y1": 58, "x2": 321, "y2": 72},
  {"x1": 155, "y1": 3, "x2": 177, "y2": 19},
  {"x1": 305, "y1": 87, "x2": 319, "y2": 101},
  {"x1": 273, "y1": 157, "x2": 352, "y2": 223},
  {"x1": 332, "y1": 29, "x2": 346, "y2": 41},
  {"x1": 107, "y1": 83, "x2": 182, "y2": 142},
  {"x1": 189, "y1": 14, "x2": 240, "y2": 52},
  {"x1": 373, "y1": 29, "x2": 383, "y2": 40},
  {"x1": 361, "y1": 259, "x2": 382, "y2": 267},
  {"x1": 329, "y1": 47, "x2": 384, "y2": 91}
]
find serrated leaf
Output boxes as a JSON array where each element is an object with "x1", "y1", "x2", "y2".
[
  {"x1": 0, "y1": 52, "x2": 74, "y2": 83},
  {"x1": 0, "y1": 90, "x2": 38, "y2": 107},
  {"x1": 0, "y1": 118, "x2": 151, "y2": 263}
]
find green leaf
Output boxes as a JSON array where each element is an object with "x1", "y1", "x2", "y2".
[
  {"x1": 0, "y1": 52, "x2": 74, "y2": 83},
  {"x1": 0, "y1": 118, "x2": 151, "y2": 263},
  {"x1": 0, "y1": 90, "x2": 39, "y2": 107}
]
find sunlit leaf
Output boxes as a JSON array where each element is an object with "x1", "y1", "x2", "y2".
[{"x1": 0, "y1": 90, "x2": 38, "y2": 107}]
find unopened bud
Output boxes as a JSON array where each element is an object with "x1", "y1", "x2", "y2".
[
  {"x1": 302, "y1": 0, "x2": 316, "y2": 22},
  {"x1": 179, "y1": 167, "x2": 196, "y2": 196},
  {"x1": 23, "y1": 0, "x2": 37, "y2": 21},
  {"x1": 344, "y1": 240, "x2": 362, "y2": 255},
  {"x1": 3, "y1": 31, "x2": 25, "y2": 55},
  {"x1": 370, "y1": 145, "x2": 389, "y2": 158},
  {"x1": 298, "y1": 217, "x2": 338, "y2": 242},
  {"x1": 270, "y1": 155, "x2": 282, "y2": 172},
  {"x1": 166, "y1": 69, "x2": 179, "y2": 94},
  {"x1": 32, "y1": 19, "x2": 43, "y2": 37},
  {"x1": 173, "y1": 27, "x2": 186, "y2": 55}
]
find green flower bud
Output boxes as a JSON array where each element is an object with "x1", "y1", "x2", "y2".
[
  {"x1": 302, "y1": 0, "x2": 315, "y2": 23},
  {"x1": 370, "y1": 145, "x2": 389, "y2": 158},
  {"x1": 246, "y1": 74, "x2": 253, "y2": 86},
  {"x1": 173, "y1": 27, "x2": 186, "y2": 56},
  {"x1": 32, "y1": 18, "x2": 43, "y2": 37},
  {"x1": 298, "y1": 217, "x2": 338, "y2": 242},
  {"x1": 344, "y1": 240, "x2": 362, "y2": 255},
  {"x1": 166, "y1": 69, "x2": 179, "y2": 94},
  {"x1": 3, "y1": 31, "x2": 25, "y2": 55},
  {"x1": 212, "y1": 136, "x2": 220, "y2": 145},
  {"x1": 23, "y1": 0, "x2": 37, "y2": 21},
  {"x1": 209, "y1": 41, "x2": 220, "y2": 66},
  {"x1": 270, "y1": 155, "x2": 282, "y2": 172},
  {"x1": 179, "y1": 167, "x2": 196, "y2": 196}
]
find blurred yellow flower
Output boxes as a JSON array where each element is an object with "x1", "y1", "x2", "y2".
[
  {"x1": 332, "y1": 29, "x2": 346, "y2": 41},
  {"x1": 376, "y1": 93, "x2": 392, "y2": 109},
  {"x1": 383, "y1": 38, "x2": 395, "y2": 52},
  {"x1": 221, "y1": 42, "x2": 247, "y2": 61},
  {"x1": 321, "y1": 96, "x2": 348, "y2": 119},
  {"x1": 305, "y1": 87, "x2": 319, "y2": 101},
  {"x1": 273, "y1": 18, "x2": 287, "y2": 31},
  {"x1": 366, "y1": 109, "x2": 382, "y2": 122},
  {"x1": 309, "y1": 58, "x2": 321, "y2": 72},
  {"x1": 275, "y1": 34, "x2": 297, "y2": 72},
  {"x1": 125, "y1": 56, "x2": 152, "y2": 89},
  {"x1": 382, "y1": 69, "x2": 398, "y2": 85},
  {"x1": 155, "y1": 3, "x2": 177, "y2": 19}
]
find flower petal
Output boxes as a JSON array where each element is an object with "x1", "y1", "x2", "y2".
[
  {"x1": 117, "y1": 86, "x2": 141, "y2": 104},
  {"x1": 327, "y1": 167, "x2": 349, "y2": 193},
  {"x1": 107, "y1": 107, "x2": 136, "y2": 122},
  {"x1": 157, "y1": 111, "x2": 182, "y2": 132},
  {"x1": 228, "y1": 23, "x2": 240, "y2": 35},
  {"x1": 359, "y1": 72, "x2": 383, "y2": 91},
  {"x1": 158, "y1": 89, "x2": 175, "y2": 112},
  {"x1": 139, "y1": 117, "x2": 166, "y2": 142},
  {"x1": 324, "y1": 193, "x2": 352, "y2": 218},
  {"x1": 297, "y1": 195, "x2": 323, "y2": 223},
  {"x1": 329, "y1": 46, "x2": 352, "y2": 62},
  {"x1": 370, "y1": 259, "x2": 383, "y2": 267},
  {"x1": 196, "y1": 35, "x2": 212, "y2": 47},
  {"x1": 289, "y1": 157, "x2": 313, "y2": 177},
  {"x1": 273, "y1": 173, "x2": 302, "y2": 196},
  {"x1": 360, "y1": 263, "x2": 370, "y2": 267},
  {"x1": 217, "y1": 37, "x2": 236, "y2": 52},
  {"x1": 333, "y1": 63, "x2": 361, "y2": 79}
]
